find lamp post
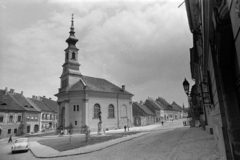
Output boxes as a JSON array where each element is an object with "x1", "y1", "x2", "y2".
[{"x1": 182, "y1": 78, "x2": 198, "y2": 127}]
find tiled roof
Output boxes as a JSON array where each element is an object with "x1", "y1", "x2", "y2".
[
  {"x1": 145, "y1": 99, "x2": 163, "y2": 110},
  {"x1": 134, "y1": 102, "x2": 155, "y2": 115},
  {"x1": 11, "y1": 93, "x2": 39, "y2": 112},
  {"x1": 172, "y1": 101, "x2": 183, "y2": 111},
  {"x1": 28, "y1": 98, "x2": 53, "y2": 112},
  {"x1": 156, "y1": 97, "x2": 177, "y2": 111},
  {"x1": 69, "y1": 75, "x2": 133, "y2": 95},
  {"x1": 0, "y1": 90, "x2": 25, "y2": 111},
  {"x1": 42, "y1": 98, "x2": 58, "y2": 112}
]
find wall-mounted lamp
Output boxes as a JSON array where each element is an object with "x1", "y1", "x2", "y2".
[
  {"x1": 182, "y1": 78, "x2": 201, "y2": 97},
  {"x1": 182, "y1": 76, "x2": 213, "y2": 105}
]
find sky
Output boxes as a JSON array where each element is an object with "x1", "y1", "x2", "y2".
[{"x1": 0, "y1": 0, "x2": 194, "y2": 107}]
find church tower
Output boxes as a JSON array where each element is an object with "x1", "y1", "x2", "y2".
[{"x1": 60, "y1": 14, "x2": 81, "y2": 90}]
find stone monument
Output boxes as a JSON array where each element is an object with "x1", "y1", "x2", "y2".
[{"x1": 97, "y1": 111, "x2": 105, "y2": 135}]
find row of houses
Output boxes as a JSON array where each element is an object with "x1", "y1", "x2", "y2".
[
  {"x1": 0, "y1": 88, "x2": 58, "y2": 139},
  {"x1": 132, "y1": 97, "x2": 188, "y2": 126}
]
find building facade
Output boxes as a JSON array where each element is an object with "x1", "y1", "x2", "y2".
[
  {"x1": 144, "y1": 98, "x2": 164, "y2": 122},
  {"x1": 27, "y1": 96, "x2": 57, "y2": 133},
  {"x1": 0, "y1": 88, "x2": 40, "y2": 138},
  {"x1": 185, "y1": 0, "x2": 240, "y2": 159},
  {"x1": 132, "y1": 102, "x2": 155, "y2": 126},
  {"x1": 55, "y1": 16, "x2": 133, "y2": 133}
]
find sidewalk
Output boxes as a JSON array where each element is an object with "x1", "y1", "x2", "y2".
[
  {"x1": 166, "y1": 127, "x2": 221, "y2": 160},
  {"x1": 30, "y1": 122, "x2": 168, "y2": 158}
]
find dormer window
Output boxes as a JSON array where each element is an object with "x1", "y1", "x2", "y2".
[{"x1": 72, "y1": 52, "x2": 76, "y2": 60}]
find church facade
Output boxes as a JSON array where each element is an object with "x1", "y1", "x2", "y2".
[{"x1": 55, "y1": 16, "x2": 133, "y2": 133}]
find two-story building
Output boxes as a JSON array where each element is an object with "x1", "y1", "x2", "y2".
[
  {"x1": 0, "y1": 88, "x2": 40, "y2": 138},
  {"x1": 27, "y1": 96, "x2": 57, "y2": 132}
]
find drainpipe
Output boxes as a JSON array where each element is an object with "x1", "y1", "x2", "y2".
[{"x1": 117, "y1": 94, "x2": 120, "y2": 128}]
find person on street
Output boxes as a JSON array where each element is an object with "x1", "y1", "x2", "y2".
[
  {"x1": 8, "y1": 135, "x2": 12, "y2": 143},
  {"x1": 161, "y1": 121, "x2": 164, "y2": 126}
]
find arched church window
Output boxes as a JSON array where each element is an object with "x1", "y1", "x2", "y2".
[
  {"x1": 121, "y1": 105, "x2": 127, "y2": 118},
  {"x1": 72, "y1": 52, "x2": 76, "y2": 60},
  {"x1": 108, "y1": 105, "x2": 114, "y2": 118},
  {"x1": 94, "y1": 104, "x2": 100, "y2": 118}
]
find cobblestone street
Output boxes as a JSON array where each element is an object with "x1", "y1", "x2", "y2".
[{"x1": 0, "y1": 120, "x2": 221, "y2": 160}]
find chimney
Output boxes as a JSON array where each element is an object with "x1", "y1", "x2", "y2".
[
  {"x1": 43, "y1": 96, "x2": 46, "y2": 98},
  {"x1": 37, "y1": 96, "x2": 42, "y2": 100},
  {"x1": 140, "y1": 100, "x2": 143, "y2": 105},
  {"x1": 32, "y1": 95, "x2": 35, "y2": 99},
  {"x1": 5, "y1": 87, "x2": 8, "y2": 95},
  {"x1": 10, "y1": 89, "x2": 15, "y2": 95},
  {"x1": 122, "y1": 85, "x2": 125, "y2": 92},
  {"x1": 49, "y1": 97, "x2": 52, "y2": 100},
  {"x1": 21, "y1": 91, "x2": 23, "y2": 95}
]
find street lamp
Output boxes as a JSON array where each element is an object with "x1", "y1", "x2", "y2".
[
  {"x1": 182, "y1": 78, "x2": 201, "y2": 98},
  {"x1": 182, "y1": 78, "x2": 190, "y2": 95}
]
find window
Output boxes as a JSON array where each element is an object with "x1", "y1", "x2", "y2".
[
  {"x1": 94, "y1": 104, "x2": 100, "y2": 118},
  {"x1": 9, "y1": 115, "x2": 13, "y2": 123},
  {"x1": 14, "y1": 128, "x2": 17, "y2": 134},
  {"x1": 62, "y1": 79, "x2": 68, "y2": 88},
  {"x1": 8, "y1": 129, "x2": 11, "y2": 134},
  {"x1": 108, "y1": 105, "x2": 115, "y2": 118},
  {"x1": 72, "y1": 52, "x2": 76, "y2": 60},
  {"x1": 42, "y1": 114, "x2": 44, "y2": 120},
  {"x1": 0, "y1": 116, "x2": 3, "y2": 122},
  {"x1": 121, "y1": 105, "x2": 127, "y2": 118},
  {"x1": 75, "y1": 121, "x2": 77, "y2": 125},
  {"x1": 74, "y1": 105, "x2": 79, "y2": 111},
  {"x1": 65, "y1": 53, "x2": 68, "y2": 60},
  {"x1": 17, "y1": 116, "x2": 21, "y2": 122}
]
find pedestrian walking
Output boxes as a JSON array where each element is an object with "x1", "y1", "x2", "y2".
[
  {"x1": 161, "y1": 121, "x2": 164, "y2": 126},
  {"x1": 124, "y1": 126, "x2": 127, "y2": 132},
  {"x1": 8, "y1": 135, "x2": 12, "y2": 143}
]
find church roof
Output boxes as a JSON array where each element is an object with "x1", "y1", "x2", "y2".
[{"x1": 69, "y1": 75, "x2": 133, "y2": 95}]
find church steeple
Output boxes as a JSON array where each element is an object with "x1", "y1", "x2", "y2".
[
  {"x1": 66, "y1": 14, "x2": 78, "y2": 46},
  {"x1": 60, "y1": 14, "x2": 81, "y2": 90}
]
